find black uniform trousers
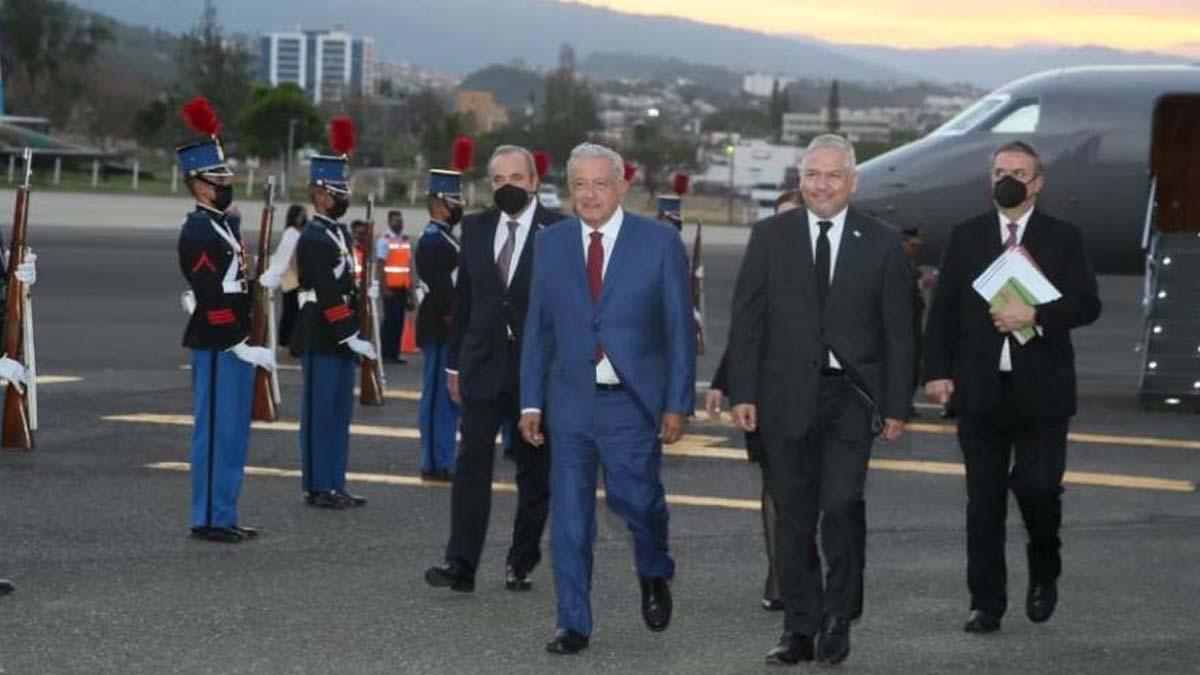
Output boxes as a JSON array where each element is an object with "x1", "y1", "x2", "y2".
[
  {"x1": 957, "y1": 372, "x2": 1067, "y2": 616},
  {"x1": 445, "y1": 364, "x2": 550, "y2": 576},
  {"x1": 380, "y1": 288, "x2": 408, "y2": 359},
  {"x1": 763, "y1": 372, "x2": 873, "y2": 636},
  {"x1": 278, "y1": 288, "x2": 300, "y2": 348}
]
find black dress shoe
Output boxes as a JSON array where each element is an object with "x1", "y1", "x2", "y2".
[
  {"x1": 335, "y1": 491, "x2": 368, "y2": 507},
  {"x1": 424, "y1": 562, "x2": 475, "y2": 592},
  {"x1": 1026, "y1": 581, "x2": 1057, "y2": 623},
  {"x1": 190, "y1": 527, "x2": 244, "y2": 543},
  {"x1": 505, "y1": 565, "x2": 532, "y2": 592},
  {"x1": 233, "y1": 525, "x2": 260, "y2": 539},
  {"x1": 306, "y1": 491, "x2": 349, "y2": 509},
  {"x1": 545, "y1": 629, "x2": 589, "y2": 655},
  {"x1": 817, "y1": 615, "x2": 851, "y2": 665},
  {"x1": 639, "y1": 576, "x2": 672, "y2": 632},
  {"x1": 963, "y1": 609, "x2": 1002, "y2": 634},
  {"x1": 761, "y1": 597, "x2": 784, "y2": 611},
  {"x1": 766, "y1": 631, "x2": 813, "y2": 665},
  {"x1": 0, "y1": 579, "x2": 15, "y2": 596}
]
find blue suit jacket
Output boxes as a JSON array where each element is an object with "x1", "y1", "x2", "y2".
[{"x1": 520, "y1": 212, "x2": 695, "y2": 432}]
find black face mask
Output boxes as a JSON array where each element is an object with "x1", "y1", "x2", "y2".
[
  {"x1": 493, "y1": 184, "x2": 530, "y2": 215},
  {"x1": 446, "y1": 204, "x2": 463, "y2": 226},
  {"x1": 328, "y1": 195, "x2": 350, "y2": 220},
  {"x1": 993, "y1": 175, "x2": 1029, "y2": 209},
  {"x1": 199, "y1": 177, "x2": 233, "y2": 212}
]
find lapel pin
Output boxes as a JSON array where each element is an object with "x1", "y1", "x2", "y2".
[{"x1": 852, "y1": 230, "x2": 862, "y2": 238}]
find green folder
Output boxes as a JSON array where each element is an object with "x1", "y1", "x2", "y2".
[{"x1": 988, "y1": 277, "x2": 1037, "y2": 344}]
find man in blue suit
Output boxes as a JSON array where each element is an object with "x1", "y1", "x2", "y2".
[{"x1": 519, "y1": 143, "x2": 696, "y2": 655}]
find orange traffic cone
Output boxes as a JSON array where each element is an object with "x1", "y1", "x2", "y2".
[{"x1": 401, "y1": 314, "x2": 418, "y2": 355}]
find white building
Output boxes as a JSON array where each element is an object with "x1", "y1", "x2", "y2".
[
  {"x1": 742, "y1": 72, "x2": 796, "y2": 98},
  {"x1": 260, "y1": 29, "x2": 377, "y2": 103}
]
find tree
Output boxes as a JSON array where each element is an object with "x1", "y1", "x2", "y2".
[
  {"x1": 826, "y1": 80, "x2": 841, "y2": 133},
  {"x1": 0, "y1": 0, "x2": 111, "y2": 111},
  {"x1": 132, "y1": 93, "x2": 179, "y2": 148},
  {"x1": 235, "y1": 84, "x2": 322, "y2": 159},
  {"x1": 701, "y1": 108, "x2": 771, "y2": 136},
  {"x1": 541, "y1": 54, "x2": 599, "y2": 164},
  {"x1": 623, "y1": 120, "x2": 698, "y2": 198},
  {"x1": 174, "y1": 0, "x2": 253, "y2": 123}
]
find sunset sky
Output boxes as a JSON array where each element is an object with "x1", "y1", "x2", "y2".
[{"x1": 569, "y1": 0, "x2": 1200, "y2": 55}]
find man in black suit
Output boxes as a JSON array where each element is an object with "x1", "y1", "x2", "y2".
[
  {"x1": 728, "y1": 134, "x2": 913, "y2": 666},
  {"x1": 425, "y1": 145, "x2": 563, "y2": 593},
  {"x1": 923, "y1": 141, "x2": 1101, "y2": 634}
]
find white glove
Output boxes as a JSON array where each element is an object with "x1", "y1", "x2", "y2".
[
  {"x1": 367, "y1": 280, "x2": 380, "y2": 300},
  {"x1": 0, "y1": 355, "x2": 28, "y2": 393},
  {"x1": 14, "y1": 250, "x2": 36, "y2": 286},
  {"x1": 344, "y1": 335, "x2": 377, "y2": 361},
  {"x1": 230, "y1": 341, "x2": 276, "y2": 371},
  {"x1": 259, "y1": 270, "x2": 282, "y2": 290},
  {"x1": 181, "y1": 290, "x2": 197, "y2": 315}
]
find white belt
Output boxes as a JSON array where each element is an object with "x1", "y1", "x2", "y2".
[
  {"x1": 223, "y1": 280, "x2": 247, "y2": 294},
  {"x1": 298, "y1": 290, "x2": 316, "y2": 306}
]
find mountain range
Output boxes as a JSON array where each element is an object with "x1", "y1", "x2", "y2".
[{"x1": 74, "y1": 0, "x2": 1196, "y2": 88}]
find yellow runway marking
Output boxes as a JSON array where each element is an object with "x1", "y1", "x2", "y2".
[
  {"x1": 145, "y1": 462, "x2": 763, "y2": 511},
  {"x1": 36, "y1": 375, "x2": 83, "y2": 385},
  {"x1": 109, "y1": 414, "x2": 1194, "y2": 493}
]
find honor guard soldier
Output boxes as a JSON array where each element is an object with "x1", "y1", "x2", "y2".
[
  {"x1": 176, "y1": 97, "x2": 275, "y2": 543},
  {"x1": 415, "y1": 166, "x2": 464, "y2": 481},
  {"x1": 291, "y1": 117, "x2": 377, "y2": 509}
]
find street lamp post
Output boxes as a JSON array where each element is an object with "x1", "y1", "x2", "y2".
[
  {"x1": 726, "y1": 143, "x2": 735, "y2": 226},
  {"x1": 282, "y1": 117, "x2": 298, "y2": 200}
]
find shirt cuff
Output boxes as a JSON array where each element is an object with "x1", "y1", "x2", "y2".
[
  {"x1": 520, "y1": 408, "x2": 541, "y2": 415},
  {"x1": 445, "y1": 369, "x2": 458, "y2": 375}
]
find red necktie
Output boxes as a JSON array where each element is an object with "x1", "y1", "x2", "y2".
[{"x1": 588, "y1": 231, "x2": 604, "y2": 362}]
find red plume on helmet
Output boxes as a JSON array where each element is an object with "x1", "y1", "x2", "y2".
[
  {"x1": 181, "y1": 96, "x2": 222, "y2": 137},
  {"x1": 329, "y1": 116, "x2": 356, "y2": 156},
  {"x1": 532, "y1": 150, "x2": 550, "y2": 179},
  {"x1": 451, "y1": 136, "x2": 474, "y2": 171},
  {"x1": 672, "y1": 172, "x2": 690, "y2": 196},
  {"x1": 623, "y1": 161, "x2": 637, "y2": 182}
]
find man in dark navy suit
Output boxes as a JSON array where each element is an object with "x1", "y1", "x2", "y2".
[
  {"x1": 424, "y1": 145, "x2": 565, "y2": 594},
  {"x1": 924, "y1": 141, "x2": 1101, "y2": 635}
]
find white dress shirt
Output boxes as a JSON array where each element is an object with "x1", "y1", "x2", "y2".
[
  {"x1": 998, "y1": 207, "x2": 1034, "y2": 372},
  {"x1": 808, "y1": 207, "x2": 848, "y2": 369},
  {"x1": 583, "y1": 207, "x2": 624, "y2": 384},
  {"x1": 264, "y1": 226, "x2": 301, "y2": 278},
  {"x1": 493, "y1": 197, "x2": 537, "y2": 287}
]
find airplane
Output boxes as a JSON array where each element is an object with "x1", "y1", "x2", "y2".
[{"x1": 853, "y1": 64, "x2": 1200, "y2": 274}]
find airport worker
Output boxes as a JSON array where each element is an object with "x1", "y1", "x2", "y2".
[{"x1": 377, "y1": 210, "x2": 412, "y2": 364}]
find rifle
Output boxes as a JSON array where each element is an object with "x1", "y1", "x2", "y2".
[
  {"x1": 358, "y1": 194, "x2": 385, "y2": 405},
  {"x1": 690, "y1": 218, "x2": 706, "y2": 356},
  {"x1": 2, "y1": 149, "x2": 34, "y2": 450},
  {"x1": 249, "y1": 175, "x2": 280, "y2": 421}
]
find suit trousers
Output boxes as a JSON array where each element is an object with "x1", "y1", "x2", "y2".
[
  {"x1": 549, "y1": 388, "x2": 674, "y2": 636},
  {"x1": 957, "y1": 373, "x2": 1068, "y2": 616},
  {"x1": 446, "y1": 387, "x2": 551, "y2": 575},
  {"x1": 380, "y1": 289, "x2": 407, "y2": 359},
  {"x1": 763, "y1": 373, "x2": 873, "y2": 636},
  {"x1": 189, "y1": 349, "x2": 254, "y2": 529},
  {"x1": 299, "y1": 352, "x2": 355, "y2": 494}
]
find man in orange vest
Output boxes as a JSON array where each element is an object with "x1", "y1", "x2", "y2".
[{"x1": 376, "y1": 209, "x2": 412, "y2": 364}]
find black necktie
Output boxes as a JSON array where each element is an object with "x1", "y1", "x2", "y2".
[
  {"x1": 496, "y1": 220, "x2": 519, "y2": 286},
  {"x1": 815, "y1": 220, "x2": 833, "y2": 313}
]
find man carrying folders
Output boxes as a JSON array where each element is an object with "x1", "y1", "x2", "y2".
[
  {"x1": 923, "y1": 141, "x2": 1101, "y2": 634},
  {"x1": 425, "y1": 145, "x2": 563, "y2": 594},
  {"x1": 290, "y1": 117, "x2": 378, "y2": 510},
  {"x1": 175, "y1": 97, "x2": 276, "y2": 543}
]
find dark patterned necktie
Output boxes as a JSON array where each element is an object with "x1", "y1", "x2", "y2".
[{"x1": 496, "y1": 219, "x2": 519, "y2": 286}]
